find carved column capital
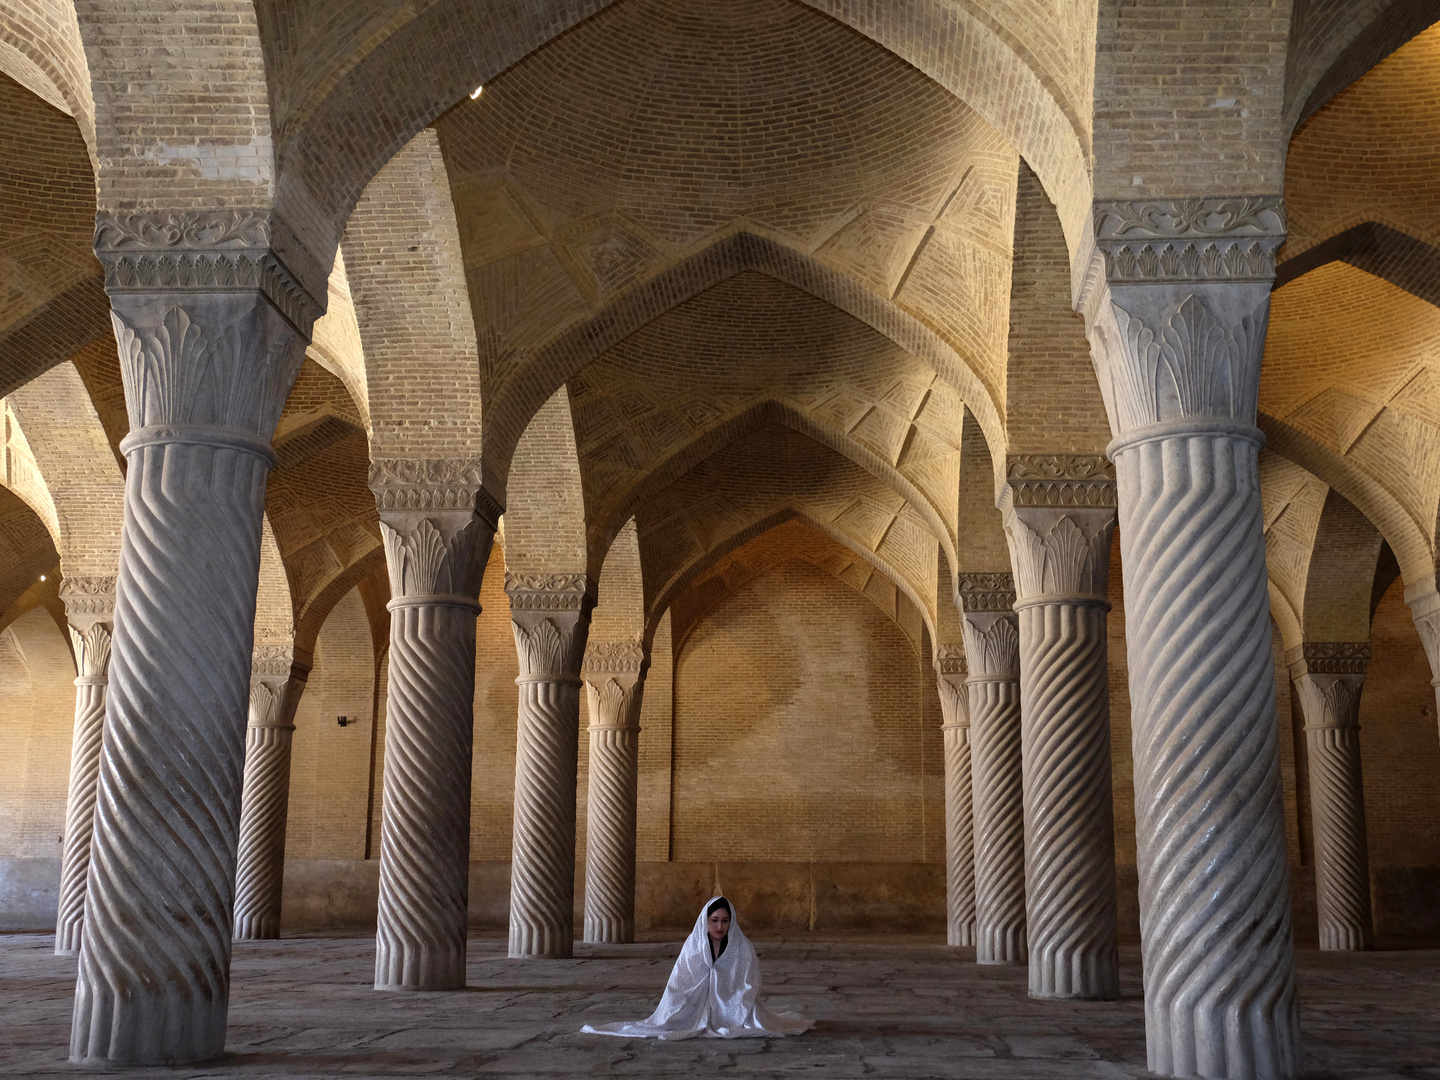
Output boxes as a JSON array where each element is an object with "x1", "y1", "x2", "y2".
[
  {"x1": 583, "y1": 641, "x2": 646, "y2": 732},
  {"x1": 1086, "y1": 196, "x2": 1287, "y2": 443},
  {"x1": 379, "y1": 514, "x2": 494, "y2": 610},
  {"x1": 1001, "y1": 460, "x2": 1116, "y2": 606},
  {"x1": 249, "y1": 645, "x2": 309, "y2": 732},
  {"x1": 1287, "y1": 643, "x2": 1369, "y2": 734},
  {"x1": 94, "y1": 209, "x2": 326, "y2": 340},
  {"x1": 934, "y1": 644, "x2": 969, "y2": 730},
  {"x1": 955, "y1": 574, "x2": 1019, "y2": 681},
  {"x1": 507, "y1": 573, "x2": 596, "y2": 682}
]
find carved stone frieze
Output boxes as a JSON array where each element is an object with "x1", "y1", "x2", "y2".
[
  {"x1": 94, "y1": 210, "x2": 325, "y2": 338},
  {"x1": 955, "y1": 572, "x2": 1016, "y2": 613},
  {"x1": 369, "y1": 458, "x2": 500, "y2": 521},
  {"x1": 1285, "y1": 641, "x2": 1371, "y2": 679},
  {"x1": 58, "y1": 576, "x2": 117, "y2": 626},
  {"x1": 1094, "y1": 197, "x2": 1286, "y2": 285},
  {"x1": 934, "y1": 642, "x2": 968, "y2": 678},
  {"x1": 584, "y1": 639, "x2": 647, "y2": 676},
  {"x1": 1006, "y1": 455, "x2": 1116, "y2": 509},
  {"x1": 506, "y1": 572, "x2": 597, "y2": 612}
]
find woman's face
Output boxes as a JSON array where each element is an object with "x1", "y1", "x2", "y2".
[{"x1": 707, "y1": 909, "x2": 731, "y2": 942}]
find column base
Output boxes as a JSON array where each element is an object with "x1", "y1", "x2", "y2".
[{"x1": 373, "y1": 946, "x2": 466, "y2": 991}]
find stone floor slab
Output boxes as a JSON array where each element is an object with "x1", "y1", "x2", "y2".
[{"x1": 0, "y1": 936, "x2": 1436, "y2": 1078}]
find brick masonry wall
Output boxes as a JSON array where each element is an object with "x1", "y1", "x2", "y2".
[
  {"x1": 0, "y1": 608, "x2": 73, "y2": 859},
  {"x1": 670, "y1": 560, "x2": 942, "y2": 865},
  {"x1": 285, "y1": 587, "x2": 375, "y2": 861},
  {"x1": 1360, "y1": 577, "x2": 1440, "y2": 870}
]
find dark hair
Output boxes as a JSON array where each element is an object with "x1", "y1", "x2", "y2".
[{"x1": 706, "y1": 896, "x2": 731, "y2": 919}]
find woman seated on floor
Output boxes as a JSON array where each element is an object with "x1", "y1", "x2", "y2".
[{"x1": 581, "y1": 895, "x2": 814, "y2": 1040}]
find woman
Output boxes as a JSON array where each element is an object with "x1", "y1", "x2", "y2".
[{"x1": 581, "y1": 896, "x2": 814, "y2": 1040}]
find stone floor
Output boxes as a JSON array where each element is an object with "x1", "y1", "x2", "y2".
[{"x1": 2, "y1": 933, "x2": 1438, "y2": 1078}]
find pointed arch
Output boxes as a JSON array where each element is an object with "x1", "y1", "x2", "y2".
[
  {"x1": 645, "y1": 506, "x2": 937, "y2": 652},
  {"x1": 483, "y1": 231, "x2": 1005, "y2": 498},
  {"x1": 587, "y1": 397, "x2": 959, "y2": 585}
]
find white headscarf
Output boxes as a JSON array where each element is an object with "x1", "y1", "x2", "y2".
[{"x1": 581, "y1": 896, "x2": 813, "y2": 1040}]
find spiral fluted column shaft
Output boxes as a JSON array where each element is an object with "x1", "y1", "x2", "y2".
[
  {"x1": 1017, "y1": 600, "x2": 1118, "y2": 998},
  {"x1": 1116, "y1": 428, "x2": 1299, "y2": 1080},
  {"x1": 943, "y1": 716, "x2": 976, "y2": 947},
  {"x1": 1307, "y1": 722, "x2": 1371, "y2": 951},
  {"x1": 511, "y1": 675, "x2": 583, "y2": 957},
  {"x1": 55, "y1": 675, "x2": 108, "y2": 955},
  {"x1": 1289, "y1": 657, "x2": 1372, "y2": 953},
  {"x1": 71, "y1": 433, "x2": 271, "y2": 1065},
  {"x1": 374, "y1": 601, "x2": 478, "y2": 990},
  {"x1": 969, "y1": 675, "x2": 1026, "y2": 964},
  {"x1": 584, "y1": 722, "x2": 640, "y2": 943},
  {"x1": 232, "y1": 702, "x2": 298, "y2": 941}
]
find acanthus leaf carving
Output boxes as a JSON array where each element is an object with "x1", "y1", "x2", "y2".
[
  {"x1": 513, "y1": 616, "x2": 588, "y2": 679},
  {"x1": 111, "y1": 300, "x2": 306, "y2": 441},
  {"x1": 961, "y1": 612, "x2": 1020, "y2": 679},
  {"x1": 1102, "y1": 292, "x2": 1268, "y2": 434},
  {"x1": 69, "y1": 623, "x2": 112, "y2": 679},
  {"x1": 1003, "y1": 508, "x2": 1115, "y2": 602},
  {"x1": 380, "y1": 517, "x2": 484, "y2": 601}
]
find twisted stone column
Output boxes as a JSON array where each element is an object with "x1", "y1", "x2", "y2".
[
  {"x1": 582, "y1": 641, "x2": 646, "y2": 944},
  {"x1": 1087, "y1": 197, "x2": 1299, "y2": 1079},
  {"x1": 958, "y1": 573, "x2": 1026, "y2": 965},
  {"x1": 1002, "y1": 457, "x2": 1119, "y2": 1000},
  {"x1": 507, "y1": 573, "x2": 594, "y2": 959},
  {"x1": 370, "y1": 476, "x2": 498, "y2": 991},
  {"x1": 71, "y1": 216, "x2": 319, "y2": 1065},
  {"x1": 1288, "y1": 643, "x2": 1372, "y2": 951},
  {"x1": 232, "y1": 647, "x2": 309, "y2": 940},
  {"x1": 54, "y1": 579, "x2": 115, "y2": 956},
  {"x1": 936, "y1": 645, "x2": 975, "y2": 947}
]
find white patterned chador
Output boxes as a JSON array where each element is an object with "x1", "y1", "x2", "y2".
[{"x1": 581, "y1": 896, "x2": 813, "y2": 1040}]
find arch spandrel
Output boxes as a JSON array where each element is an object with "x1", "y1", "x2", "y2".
[
  {"x1": 0, "y1": 68, "x2": 108, "y2": 402},
  {"x1": 0, "y1": 484, "x2": 60, "y2": 636},
  {"x1": 481, "y1": 235, "x2": 1005, "y2": 502},
  {"x1": 1262, "y1": 263, "x2": 1440, "y2": 566},
  {"x1": 1260, "y1": 414, "x2": 1435, "y2": 603},
  {"x1": 504, "y1": 386, "x2": 586, "y2": 576},
  {"x1": 4, "y1": 362, "x2": 123, "y2": 580},
  {"x1": 0, "y1": 399, "x2": 61, "y2": 551},
  {"x1": 1259, "y1": 450, "x2": 1330, "y2": 652},
  {"x1": 1302, "y1": 489, "x2": 1386, "y2": 644},
  {"x1": 581, "y1": 397, "x2": 960, "y2": 586},
  {"x1": 1285, "y1": 24, "x2": 1440, "y2": 266},
  {"x1": 0, "y1": 0, "x2": 96, "y2": 161},
  {"x1": 589, "y1": 517, "x2": 643, "y2": 646}
]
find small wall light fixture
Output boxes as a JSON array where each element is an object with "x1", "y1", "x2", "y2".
[
  {"x1": 39, "y1": 574, "x2": 46, "y2": 581},
  {"x1": 470, "y1": 84, "x2": 483, "y2": 99},
  {"x1": 337, "y1": 715, "x2": 350, "y2": 727}
]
